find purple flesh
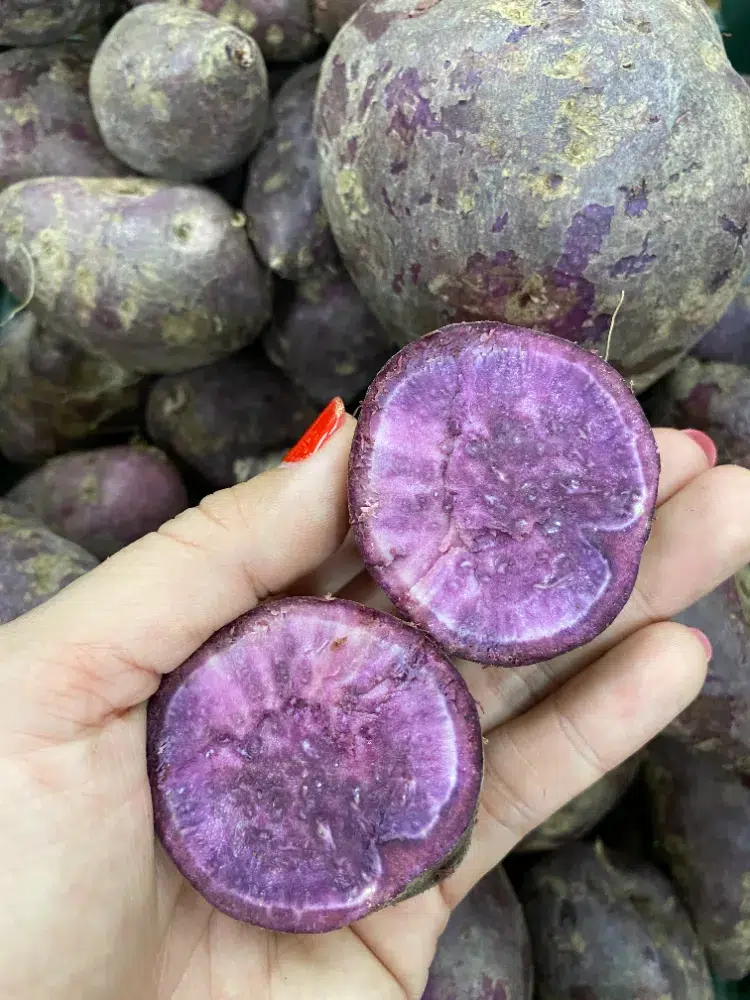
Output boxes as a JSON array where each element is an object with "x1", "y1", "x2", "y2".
[
  {"x1": 147, "y1": 596, "x2": 483, "y2": 933},
  {"x1": 349, "y1": 322, "x2": 659, "y2": 666}
]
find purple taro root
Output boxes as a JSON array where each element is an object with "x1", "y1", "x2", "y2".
[
  {"x1": 147, "y1": 596, "x2": 483, "y2": 932},
  {"x1": 349, "y1": 322, "x2": 659, "y2": 666},
  {"x1": 422, "y1": 864, "x2": 533, "y2": 1000},
  {"x1": 315, "y1": 0, "x2": 750, "y2": 391}
]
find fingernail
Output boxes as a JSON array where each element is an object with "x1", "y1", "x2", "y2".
[
  {"x1": 682, "y1": 429, "x2": 717, "y2": 467},
  {"x1": 689, "y1": 627, "x2": 713, "y2": 661},
  {"x1": 282, "y1": 398, "x2": 346, "y2": 464}
]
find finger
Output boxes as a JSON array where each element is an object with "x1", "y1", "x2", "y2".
[
  {"x1": 0, "y1": 414, "x2": 356, "y2": 728},
  {"x1": 442, "y1": 621, "x2": 709, "y2": 907},
  {"x1": 290, "y1": 531, "x2": 365, "y2": 599},
  {"x1": 654, "y1": 427, "x2": 716, "y2": 502},
  {"x1": 461, "y1": 461, "x2": 750, "y2": 731}
]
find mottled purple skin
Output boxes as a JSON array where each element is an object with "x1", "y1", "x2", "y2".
[
  {"x1": 147, "y1": 596, "x2": 483, "y2": 933},
  {"x1": 244, "y1": 61, "x2": 338, "y2": 280},
  {"x1": 422, "y1": 865, "x2": 532, "y2": 1000},
  {"x1": 6, "y1": 445, "x2": 188, "y2": 559},
  {"x1": 264, "y1": 265, "x2": 395, "y2": 403},
  {"x1": 146, "y1": 352, "x2": 317, "y2": 487},
  {"x1": 520, "y1": 840, "x2": 713, "y2": 1000},
  {"x1": 645, "y1": 357, "x2": 750, "y2": 467},
  {"x1": 0, "y1": 46, "x2": 127, "y2": 192},
  {"x1": 0, "y1": 311, "x2": 141, "y2": 464},
  {"x1": 315, "y1": 0, "x2": 750, "y2": 392},
  {"x1": 0, "y1": 178, "x2": 271, "y2": 374},
  {"x1": 0, "y1": 500, "x2": 98, "y2": 625},
  {"x1": 349, "y1": 322, "x2": 660, "y2": 666},
  {"x1": 693, "y1": 270, "x2": 750, "y2": 366},
  {"x1": 516, "y1": 755, "x2": 640, "y2": 853},
  {"x1": 0, "y1": 1, "x2": 100, "y2": 46},
  {"x1": 128, "y1": 0, "x2": 318, "y2": 62},
  {"x1": 647, "y1": 738, "x2": 750, "y2": 981},
  {"x1": 312, "y1": 0, "x2": 363, "y2": 41},
  {"x1": 90, "y1": 5, "x2": 269, "y2": 182}
]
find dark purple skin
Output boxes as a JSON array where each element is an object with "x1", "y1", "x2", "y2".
[
  {"x1": 315, "y1": 0, "x2": 750, "y2": 392},
  {"x1": 147, "y1": 596, "x2": 483, "y2": 933},
  {"x1": 264, "y1": 265, "x2": 395, "y2": 403},
  {"x1": 519, "y1": 839, "x2": 714, "y2": 1000},
  {"x1": 90, "y1": 5, "x2": 269, "y2": 182},
  {"x1": 0, "y1": 178, "x2": 272, "y2": 374},
  {"x1": 232, "y1": 449, "x2": 285, "y2": 483},
  {"x1": 693, "y1": 271, "x2": 750, "y2": 366},
  {"x1": 312, "y1": 0, "x2": 363, "y2": 41},
  {"x1": 0, "y1": 1, "x2": 100, "y2": 46},
  {"x1": 6, "y1": 445, "x2": 188, "y2": 559},
  {"x1": 0, "y1": 311, "x2": 141, "y2": 464},
  {"x1": 128, "y1": 0, "x2": 319, "y2": 63},
  {"x1": 146, "y1": 351, "x2": 317, "y2": 487},
  {"x1": 349, "y1": 322, "x2": 660, "y2": 666},
  {"x1": 244, "y1": 61, "x2": 339, "y2": 280},
  {"x1": 646, "y1": 738, "x2": 750, "y2": 982},
  {"x1": 0, "y1": 46, "x2": 127, "y2": 192},
  {"x1": 421, "y1": 865, "x2": 533, "y2": 1000},
  {"x1": 516, "y1": 754, "x2": 640, "y2": 853},
  {"x1": 0, "y1": 500, "x2": 98, "y2": 625}
]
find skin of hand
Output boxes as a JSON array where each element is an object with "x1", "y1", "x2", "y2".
[{"x1": 0, "y1": 409, "x2": 747, "y2": 1000}]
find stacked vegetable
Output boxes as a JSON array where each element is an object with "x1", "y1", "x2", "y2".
[{"x1": 0, "y1": 0, "x2": 749, "y2": 993}]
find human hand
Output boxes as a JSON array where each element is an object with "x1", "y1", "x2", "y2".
[{"x1": 0, "y1": 408, "x2": 747, "y2": 1000}]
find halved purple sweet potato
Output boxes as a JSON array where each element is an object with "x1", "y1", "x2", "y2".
[
  {"x1": 147, "y1": 596, "x2": 483, "y2": 933},
  {"x1": 422, "y1": 864, "x2": 532, "y2": 1000},
  {"x1": 349, "y1": 322, "x2": 659, "y2": 666},
  {"x1": 6, "y1": 444, "x2": 188, "y2": 558}
]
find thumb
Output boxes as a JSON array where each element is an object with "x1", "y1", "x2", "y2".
[{"x1": 0, "y1": 400, "x2": 355, "y2": 736}]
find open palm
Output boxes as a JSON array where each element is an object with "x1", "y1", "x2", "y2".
[{"x1": 0, "y1": 416, "x2": 747, "y2": 1000}]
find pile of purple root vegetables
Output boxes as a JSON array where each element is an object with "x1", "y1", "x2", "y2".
[{"x1": 1, "y1": 0, "x2": 750, "y2": 996}]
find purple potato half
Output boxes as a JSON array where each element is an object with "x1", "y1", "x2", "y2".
[
  {"x1": 349, "y1": 322, "x2": 659, "y2": 666},
  {"x1": 422, "y1": 864, "x2": 533, "y2": 1000},
  {"x1": 147, "y1": 596, "x2": 483, "y2": 932}
]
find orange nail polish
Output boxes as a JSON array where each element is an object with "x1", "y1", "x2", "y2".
[{"x1": 282, "y1": 398, "x2": 346, "y2": 464}]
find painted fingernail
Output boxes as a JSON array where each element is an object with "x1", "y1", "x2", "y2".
[
  {"x1": 282, "y1": 398, "x2": 346, "y2": 464},
  {"x1": 689, "y1": 627, "x2": 713, "y2": 661},
  {"x1": 682, "y1": 429, "x2": 717, "y2": 467}
]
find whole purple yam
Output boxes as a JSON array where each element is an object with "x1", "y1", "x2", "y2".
[
  {"x1": 516, "y1": 755, "x2": 640, "y2": 853},
  {"x1": 315, "y1": 0, "x2": 750, "y2": 391},
  {"x1": 128, "y1": 0, "x2": 319, "y2": 63},
  {"x1": 90, "y1": 5, "x2": 269, "y2": 182},
  {"x1": 147, "y1": 596, "x2": 483, "y2": 932},
  {"x1": 312, "y1": 0, "x2": 362, "y2": 41},
  {"x1": 519, "y1": 839, "x2": 713, "y2": 1000},
  {"x1": 243, "y1": 61, "x2": 338, "y2": 280},
  {"x1": 264, "y1": 265, "x2": 395, "y2": 403},
  {"x1": 694, "y1": 270, "x2": 750, "y2": 367},
  {"x1": 349, "y1": 322, "x2": 659, "y2": 666},
  {"x1": 0, "y1": 1, "x2": 100, "y2": 46},
  {"x1": 0, "y1": 178, "x2": 271, "y2": 374},
  {"x1": 422, "y1": 865, "x2": 532, "y2": 1000},
  {"x1": 146, "y1": 352, "x2": 317, "y2": 486},
  {"x1": 0, "y1": 46, "x2": 127, "y2": 192},
  {"x1": 0, "y1": 501, "x2": 98, "y2": 625},
  {"x1": 0, "y1": 311, "x2": 141, "y2": 464},
  {"x1": 646, "y1": 738, "x2": 750, "y2": 981},
  {"x1": 6, "y1": 445, "x2": 188, "y2": 559}
]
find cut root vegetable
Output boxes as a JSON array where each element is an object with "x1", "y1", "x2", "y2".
[
  {"x1": 349, "y1": 322, "x2": 659, "y2": 666},
  {"x1": 147, "y1": 596, "x2": 483, "y2": 933}
]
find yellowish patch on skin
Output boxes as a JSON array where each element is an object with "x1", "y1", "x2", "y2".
[
  {"x1": 266, "y1": 24, "x2": 285, "y2": 49},
  {"x1": 522, "y1": 171, "x2": 577, "y2": 200},
  {"x1": 73, "y1": 264, "x2": 97, "y2": 325},
  {"x1": 31, "y1": 227, "x2": 68, "y2": 306},
  {"x1": 334, "y1": 361, "x2": 357, "y2": 376},
  {"x1": 557, "y1": 93, "x2": 649, "y2": 168},
  {"x1": 116, "y1": 295, "x2": 139, "y2": 331},
  {"x1": 457, "y1": 190, "x2": 476, "y2": 215},
  {"x1": 161, "y1": 312, "x2": 207, "y2": 347},
  {"x1": 78, "y1": 473, "x2": 101, "y2": 506},
  {"x1": 10, "y1": 102, "x2": 36, "y2": 127},
  {"x1": 216, "y1": 0, "x2": 258, "y2": 34},
  {"x1": 22, "y1": 552, "x2": 84, "y2": 598},
  {"x1": 485, "y1": 0, "x2": 540, "y2": 27},
  {"x1": 544, "y1": 48, "x2": 588, "y2": 82},
  {"x1": 262, "y1": 173, "x2": 286, "y2": 194},
  {"x1": 569, "y1": 932, "x2": 587, "y2": 954},
  {"x1": 296, "y1": 246, "x2": 314, "y2": 269},
  {"x1": 277, "y1": 139, "x2": 294, "y2": 153},
  {"x1": 336, "y1": 167, "x2": 369, "y2": 219},
  {"x1": 700, "y1": 40, "x2": 725, "y2": 72}
]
